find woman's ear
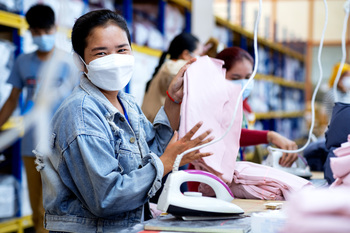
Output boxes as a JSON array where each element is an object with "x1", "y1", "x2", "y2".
[{"x1": 72, "y1": 52, "x2": 85, "y2": 71}]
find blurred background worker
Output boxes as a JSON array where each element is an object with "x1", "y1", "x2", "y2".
[
  {"x1": 216, "y1": 46, "x2": 299, "y2": 166},
  {"x1": 0, "y1": 4, "x2": 75, "y2": 233},
  {"x1": 142, "y1": 32, "x2": 203, "y2": 123}
]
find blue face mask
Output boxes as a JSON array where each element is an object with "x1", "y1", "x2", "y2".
[
  {"x1": 231, "y1": 79, "x2": 254, "y2": 100},
  {"x1": 32, "y1": 34, "x2": 55, "y2": 52}
]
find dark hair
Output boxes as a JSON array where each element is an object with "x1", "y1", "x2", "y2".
[
  {"x1": 145, "y1": 32, "x2": 199, "y2": 92},
  {"x1": 71, "y1": 9, "x2": 131, "y2": 59},
  {"x1": 25, "y1": 4, "x2": 55, "y2": 29},
  {"x1": 215, "y1": 47, "x2": 254, "y2": 71}
]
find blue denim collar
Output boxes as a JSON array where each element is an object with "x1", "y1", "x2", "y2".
[{"x1": 79, "y1": 76, "x2": 119, "y2": 118}]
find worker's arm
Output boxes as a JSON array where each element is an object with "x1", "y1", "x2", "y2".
[{"x1": 0, "y1": 87, "x2": 21, "y2": 128}]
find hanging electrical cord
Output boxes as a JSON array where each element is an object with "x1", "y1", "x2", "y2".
[
  {"x1": 268, "y1": 0, "x2": 350, "y2": 156},
  {"x1": 332, "y1": 0, "x2": 350, "y2": 103},
  {"x1": 173, "y1": 0, "x2": 263, "y2": 171}
]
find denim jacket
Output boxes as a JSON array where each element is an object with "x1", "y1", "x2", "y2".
[{"x1": 34, "y1": 77, "x2": 174, "y2": 232}]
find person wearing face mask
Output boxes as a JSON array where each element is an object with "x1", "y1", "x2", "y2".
[
  {"x1": 33, "y1": 10, "x2": 214, "y2": 232},
  {"x1": 0, "y1": 4, "x2": 75, "y2": 233},
  {"x1": 141, "y1": 32, "x2": 203, "y2": 123},
  {"x1": 216, "y1": 47, "x2": 299, "y2": 167}
]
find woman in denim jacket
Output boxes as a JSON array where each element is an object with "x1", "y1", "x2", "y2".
[{"x1": 34, "y1": 9, "x2": 213, "y2": 233}]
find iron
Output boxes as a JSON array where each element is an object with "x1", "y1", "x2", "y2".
[
  {"x1": 157, "y1": 169, "x2": 244, "y2": 217},
  {"x1": 265, "y1": 149, "x2": 312, "y2": 179}
]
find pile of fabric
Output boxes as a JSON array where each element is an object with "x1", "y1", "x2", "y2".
[
  {"x1": 281, "y1": 187, "x2": 350, "y2": 233},
  {"x1": 282, "y1": 134, "x2": 350, "y2": 232},
  {"x1": 330, "y1": 134, "x2": 350, "y2": 187}
]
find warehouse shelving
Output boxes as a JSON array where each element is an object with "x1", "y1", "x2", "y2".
[{"x1": 128, "y1": 0, "x2": 306, "y2": 141}]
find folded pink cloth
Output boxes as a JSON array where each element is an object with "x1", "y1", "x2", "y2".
[
  {"x1": 331, "y1": 155, "x2": 350, "y2": 178},
  {"x1": 197, "y1": 161, "x2": 312, "y2": 200},
  {"x1": 331, "y1": 134, "x2": 350, "y2": 188},
  {"x1": 178, "y1": 56, "x2": 243, "y2": 183},
  {"x1": 281, "y1": 187, "x2": 350, "y2": 233}
]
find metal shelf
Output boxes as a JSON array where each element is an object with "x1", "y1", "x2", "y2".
[
  {"x1": 0, "y1": 10, "x2": 27, "y2": 35},
  {"x1": 165, "y1": 0, "x2": 305, "y2": 62},
  {"x1": 0, "y1": 215, "x2": 33, "y2": 233},
  {"x1": 255, "y1": 74, "x2": 304, "y2": 89},
  {"x1": 132, "y1": 43, "x2": 162, "y2": 57},
  {"x1": 255, "y1": 111, "x2": 305, "y2": 120}
]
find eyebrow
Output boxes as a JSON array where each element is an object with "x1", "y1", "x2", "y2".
[{"x1": 91, "y1": 44, "x2": 130, "y2": 52}]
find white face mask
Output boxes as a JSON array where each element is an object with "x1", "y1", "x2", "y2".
[
  {"x1": 80, "y1": 54, "x2": 134, "y2": 91},
  {"x1": 231, "y1": 79, "x2": 255, "y2": 100},
  {"x1": 342, "y1": 77, "x2": 350, "y2": 90}
]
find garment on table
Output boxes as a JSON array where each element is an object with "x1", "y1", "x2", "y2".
[
  {"x1": 34, "y1": 76, "x2": 174, "y2": 232},
  {"x1": 142, "y1": 59, "x2": 187, "y2": 123},
  {"x1": 178, "y1": 55, "x2": 243, "y2": 183},
  {"x1": 324, "y1": 102, "x2": 350, "y2": 184},
  {"x1": 197, "y1": 161, "x2": 312, "y2": 200},
  {"x1": 281, "y1": 187, "x2": 350, "y2": 233},
  {"x1": 7, "y1": 49, "x2": 75, "y2": 156}
]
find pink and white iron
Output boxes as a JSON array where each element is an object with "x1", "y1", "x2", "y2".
[{"x1": 157, "y1": 169, "x2": 244, "y2": 217}]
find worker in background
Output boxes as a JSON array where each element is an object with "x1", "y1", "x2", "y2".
[
  {"x1": 216, "y1": 46, "x2": 299, "y2": 166},
  {"x1": 0, "y1": 4, "x2": 75, "y2": 233},
  {"x1": 141, "y1": 32, "x2": 203, "y2": 123}
]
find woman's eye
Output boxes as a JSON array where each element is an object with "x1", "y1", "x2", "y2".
[
  {"x1": 118, "y1": 48, "x2": 129, "y2": 53},
  {"x1": 95, "y1": 52, "x2": 107, "y2": 56}
]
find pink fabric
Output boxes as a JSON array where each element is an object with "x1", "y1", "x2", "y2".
[
  {"x1": 197, "y1": 161, "x2": 312, "y2": 200},
  {"x1": 149, "y1": 202, "x2": 162, "y2": 218},
  {"x1": 331, "y1": 134, "x2": 350, "y2": 188},
  {"x1": 281, "y1": 187, "x2": 350, "y2": 233},
  {"x1": 178, "y1": 56, "x2": 243, "y2": 183},
  {"x1": 178, "y1": 56, "x2": 311, "y2": 200}
]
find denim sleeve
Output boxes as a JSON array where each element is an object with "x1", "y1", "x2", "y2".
[
  {"x1": 61, "y1": 134, "x2": 164, "y2": 217},
  {"x1": 144, "y1": 106, "x2": 174, "y2": 156}
]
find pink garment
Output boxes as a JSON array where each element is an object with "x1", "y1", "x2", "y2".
[
  {"x1": 197, "y1": 161, "x2": 312, "y2": 200},
  {"x1": 178, "y1": 56, "x2": 243, "y2": 183},
  {"x1": 331, "y1": 134, "x2": 350, "y2": 188},
  {"x1": 149, "y1": 202, "x2": 162, "y2": 218},
  {"x1": 281, "y1": 187, "x2": 350, "y2": 233},
  {"x1": 178, "y1": 56, "x2": 311, "y2": 200}
]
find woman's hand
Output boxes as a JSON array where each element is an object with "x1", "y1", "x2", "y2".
[
  {"x1": 167, "y1": 58, "x2": 197, "y2": 103},
  {"x1": 160, "y1": 121, "x2": 214, "y2": 176},
  {"x1": 267, "y1": 131, "x2": 298, "y2": 167}
]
